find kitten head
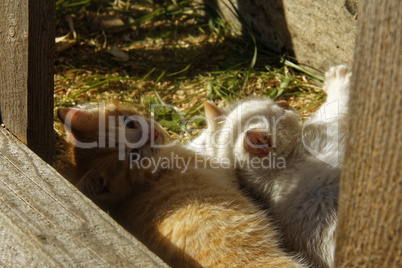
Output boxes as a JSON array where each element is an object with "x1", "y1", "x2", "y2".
[
  {"x1": 203, "y1": 98, "x2": 302, "y2": 169},
  {"x1": 58, "y1": 102, "x2": 167, "y2": 210}
]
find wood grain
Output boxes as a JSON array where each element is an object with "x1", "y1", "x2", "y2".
[
  {"x1": 335, "y1": 0, "x2": 402, "y2": 267},
  {"x1": 0, "y1": 127, "x2": 167, "y2": 267},
  {"x1": 0, "y1": 0, "x2": 54, "y2": 164}
]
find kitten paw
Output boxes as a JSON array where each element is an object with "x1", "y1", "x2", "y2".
[
  {"x1": 310, "y1": 65, "x2": 352, "y2": 122},
  {"x1": 323, "y1": 65, "x2": 352, "y2": 96}
]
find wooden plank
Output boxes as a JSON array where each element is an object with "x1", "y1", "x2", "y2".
[
  {"x1": 0, "y1": 0, "x2": 54, "y2": 164},
  {"x1": 335, "y1": 0, "x2": 402, "y2": 267},
  {"x1": 0, "y1": 127, "x2": 168, "y2": 267},
  {"x1": 204, "y1": 0, "x2": 357, "y2": 71}
]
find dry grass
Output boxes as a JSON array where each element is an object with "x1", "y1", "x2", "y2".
[{"x1": 54, "y1": 0, "x2": 326, "y2": 177}]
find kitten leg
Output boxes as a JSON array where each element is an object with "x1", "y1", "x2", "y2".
[
  {"x1": 323, "y1": 65, "x2": 351, "y2": 96},
  {"x1": 309, "y1": 65, "x2": 351, "y2": 123},
  {"x1": 275, "y1": 160, "x2": 340, "y2": 268},
  {"x1": 322, "y1": 65, "x2": 352, "y2": 117},
  {"x1": 302, "y1": 66, "x2": 352, "y2": 166}
]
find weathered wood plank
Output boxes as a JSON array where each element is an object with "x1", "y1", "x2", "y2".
[
  {"x1": 335, "y1": 0, "x2": 402, "y2": 266},
  {"x1": 0, "y1": 0, "x2": 54, "y2": 164},
  {"x1": 204, "y1": 0, "x2": 357, "y2": 71},
  {"x1": 0, "y1": 127, "x2": 168, "y2": 267}
]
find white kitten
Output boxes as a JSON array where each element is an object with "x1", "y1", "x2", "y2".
[
  {"x1": 302, "y1": 65, "x2": 351, "y2": 168},
  {"x1": 188, "y1": 65, "x2": 352, "y2": 268}
]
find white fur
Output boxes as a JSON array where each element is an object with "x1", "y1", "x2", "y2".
[
  {"x1": 302, "y1": 65, "x2": 351, "y2": 167},
  {"x1": 188, "y1": 65, "x2": 352, "y2": 268}
]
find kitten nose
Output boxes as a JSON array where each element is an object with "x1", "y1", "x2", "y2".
[
  {"x1": 247, "y1": 129, "x2": 273, "y2": 148},
  {"x1": 244, "y1": 129, "x2": 274, "y2": 156}
]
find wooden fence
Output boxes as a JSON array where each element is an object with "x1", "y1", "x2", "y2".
[
  {"x1": 0, "y1": 0, "x2": 54, "y2": 164},
  {"x1": 0, "y1": 0, "x2": 166, "y2": 266},
  {"x1": 0, "y1": 0, "x2": 400, "y2": 267}
]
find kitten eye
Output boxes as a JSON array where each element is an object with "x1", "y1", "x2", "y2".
[
  {"x1": 98, "y1": 177, "x2": 110, "y2": 195},
  {"x1": 79, "y1": 173, "x2": 109, "y2": 197},
  {"x1": 124, "y1": 115, "x2": 136, "y2": 128},
  {"x1": 131, "y1": 149, "x2": 140, "y2": 160}
]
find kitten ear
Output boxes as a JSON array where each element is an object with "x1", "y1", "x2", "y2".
[
  {"x1": 244, "y1": 129, "x2": 273, "y2": 157},
  {"x1": 204, "y1": 101, "x2": 223, "y2": 131},
  {"x1": 275, "y1": 100, "x2": 291, "y2": 110},
  {"x1": 58, "y1": 107, "x2": 97, "y2": 133}
]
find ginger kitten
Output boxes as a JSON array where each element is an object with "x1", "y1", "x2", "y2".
[
  {"x1": 58, "y1": 102, "x2": 167, "y2": 211},
  {"x1": 58, "y1": 102, "x2": 305, "y2": 268}
]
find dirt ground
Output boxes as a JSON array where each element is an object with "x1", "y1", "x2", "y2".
[{"x1": 53, "y1": 1, "x2": 325, "y2": 181}]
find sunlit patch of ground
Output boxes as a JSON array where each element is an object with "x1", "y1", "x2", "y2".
[{"x1": 53, "y1": 0, "x2": 325, "y2": 180}]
